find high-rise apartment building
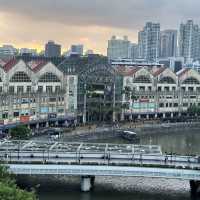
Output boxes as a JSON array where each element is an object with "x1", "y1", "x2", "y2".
[
  {"x1": 107, "y1": 36, "x2": 131, "y2": 60},
  {"x1": 160, "y1": 30, "x2": 177, "y2": 58},
  {"x1": 45, "y1": 41, "x2": 61, "y2": 57},
  {"x1": 0, "y1": 45, "x2": 18, "y2": 59},
  {"x1": 138, "y1": 22, "x2": 160, "y2": 62},
  {"x1": 71, "y1": 44, "x2": 84, "y2": 56},
  {"x1": 19, "y1": 48, "x2": 38, "y2": 56},
  {"x1": 179, "y1": 20, "x2": 200, "y2": 63}
]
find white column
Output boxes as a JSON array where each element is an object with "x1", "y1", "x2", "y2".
[
  {"x1": 163, "y1": 113, "x2": 166, "y2": 118},
  {"x1": 120, "y1": 112, "x2": 125, "y2": 121},
  {"x1": 81, "y1": 176, "x2": 92, "y2": 192}
]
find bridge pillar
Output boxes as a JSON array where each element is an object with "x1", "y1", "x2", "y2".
[
  {"x1": 190, "y1": 180, "x2": 200, "y2": 196},
  {"x1": 81, "y1": 176, "x2": 95, "y2": 192}
]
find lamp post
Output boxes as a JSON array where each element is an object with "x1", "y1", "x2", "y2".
[{"x1": 83, "y1": 83, "x2": 87, "y2": 125}]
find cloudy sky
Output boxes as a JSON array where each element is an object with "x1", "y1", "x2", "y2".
[{"x1": 0, "y1": 0, "x2": 199, "y2": 54}]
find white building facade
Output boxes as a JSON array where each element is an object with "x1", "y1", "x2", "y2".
[
  {"x1": 0, "y1": 59, "x2": 77, "y2": 127},
  {"x1": 117, "y1": 66, "x2": 200, "y2": 120}
]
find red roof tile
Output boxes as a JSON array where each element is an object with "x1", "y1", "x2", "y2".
[
  {"x1": 176, "y1": 68, "x2": 190, "y2": 77},
  {"x1": 28, "y1": 60, "x2": 48, "y2": 72},
  {"x1": 3, "y1": 58, "x2": 18, "y2": 72},
  {"x1": 116, "y1": 66, "x2": 140, "y2": 76},
  {"x1": 152, "y1": 67, "x2": 166, "y2": 77}
]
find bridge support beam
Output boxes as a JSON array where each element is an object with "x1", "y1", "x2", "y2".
[
  {"x1": 81, "y1": 176, "x2": 95, "y2": 192},
  {"x1": 190, "y1": 180, "x2": 200, "y2": 196}
]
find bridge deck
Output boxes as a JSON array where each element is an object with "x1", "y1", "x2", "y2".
[{"x1": 7, "y1": 164, "x2": 200, "y2": 181}]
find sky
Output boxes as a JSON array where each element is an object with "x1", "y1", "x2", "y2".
[{"x1": 0, "y1": 0, "x2": 200, "y2": 54}]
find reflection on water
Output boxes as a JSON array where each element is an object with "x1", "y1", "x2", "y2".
[
  {"x1": 30, "y1": 127, "x2": 200, "y2": 200},
  {"x1": 140, "y1": 127, "x2": 200, "y2": 155},
  {"x1": 37, "y1": 176, "x2": 198, "y2": 200}
]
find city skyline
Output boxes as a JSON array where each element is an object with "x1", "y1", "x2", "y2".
[{"x1": 0, "y1": 0, "x2": 200, "y2": 54}]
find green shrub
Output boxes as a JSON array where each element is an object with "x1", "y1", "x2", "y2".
[
  {"x1": 10, "y1": 125, "x2": 31, "y2": 140},
  {"x1": 0, "y1": 166, "x2": 37, "y2": 200}
]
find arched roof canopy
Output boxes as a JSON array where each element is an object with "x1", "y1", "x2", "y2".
[
  {"x1": 38, "y1": 72, "x2": 61, "y2": 83},
  {"x1": 133, "y1": 75, "x2": 151, "y2": 83},
  {"x1": 79, "y1": 64, "x2": 115, "y2": 84},
  {"x1": 10, "y1": 71, "x2": 31, "y2": 82},
  {"x1": 159, "y1": 76, "x2": 176, "y2": 84},
  {"x1": 182, "y1": 77, "x2": 200, "y2": 85}
]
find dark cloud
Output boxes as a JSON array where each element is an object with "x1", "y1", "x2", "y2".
[
  {"x1": 0, "y1": 0, "x2": 200, "y2": 54},
  {"x1": 1, "y1": 0, "x2": 200, "y2": 30}
]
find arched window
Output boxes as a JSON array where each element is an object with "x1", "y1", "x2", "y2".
[
  {"x1": 10, "y1": 72, "x2": 31, "y2": 82},
  {"x1": 39, "y1": 73, "x2": 60, "y2": 82},
  {"x1": 182, "y1": 77, "x2": 199, "y2": 84},
  {"x1": 159, "y1": 77, "x2": 176, "y2": 84},
  {"x1": 133, "y1": 75, "x2": 151, "y2": 83}
]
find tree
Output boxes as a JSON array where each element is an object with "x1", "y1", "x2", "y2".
[
  {"x1": 188, "y1": 105, "x2": 200, "y2": 116},
  {"x1": 0, "y1": 166, "x2": 37, "y2": 200},
  {"x1": 10, "y1": 125, "x2": 31, "y2": 140}
]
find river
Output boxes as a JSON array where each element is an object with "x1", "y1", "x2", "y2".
[{"x1": 20, "y1": 126, "x2": 200, "y2": 200}]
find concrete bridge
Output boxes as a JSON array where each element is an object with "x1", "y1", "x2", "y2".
[{"x1": 0, "y1": 140, "x2": 200, "y2": 195}]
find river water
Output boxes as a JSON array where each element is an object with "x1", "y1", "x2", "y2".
[{"x1": 23, "y1": 126, "x2": 200, "y2": 200}]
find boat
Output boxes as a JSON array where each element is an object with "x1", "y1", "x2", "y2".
[{"x1": 120, "y1": 130, "x2": 139, "y2": 141}]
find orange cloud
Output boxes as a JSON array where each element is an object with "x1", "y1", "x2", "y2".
[{"x1": 0, "y1": 12, "x2": 138, "y2": 55}]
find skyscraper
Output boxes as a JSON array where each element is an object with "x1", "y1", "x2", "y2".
[
  {"x1": 45, "y1": 41, "x2": 61, "y2": 57},
  {"x1": 160, "y1": 30, "x2": 177, "y2": 58},
  {"x1": 138, "y1": 22, "x2": 160, "y2": 62},
  {"x1": 179, "y1": 20, "x2": 200, "y2": 63},
  {"x1": 130, "y1": 43, "x2": 138, "y2": 60},
  {"x1": 107, "y1": 36, "x2": 131, "y2": 60}
]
